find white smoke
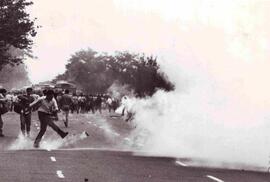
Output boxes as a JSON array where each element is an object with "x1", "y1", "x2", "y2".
[
  {"x1": 107, "y1": 81, "x2": 135, "y2": 100},
  {"x1": 116, "y1": 0, "x2": 270, "y2": 171},
  {"x1": 8, "y1": 132, "x2": 89, "y2": 150}
]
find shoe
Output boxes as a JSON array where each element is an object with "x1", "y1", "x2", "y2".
[
  {"x1": 34, "y1": 142, "x2": 39, "y2": 148},
  {"x1": 61, "y1": 132, "x2": 68, "y2": 139},
  {"x1": 0, "y1": 133, "x2": 4, "y2": 137}
]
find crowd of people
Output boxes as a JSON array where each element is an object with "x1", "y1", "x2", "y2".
[{"x1": 0, "y1": 87, "x2": 123, "y2": 148}]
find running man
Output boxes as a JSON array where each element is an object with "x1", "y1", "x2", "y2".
[
  {"x1": 59, "y1": 89, "x2": 73, "y2": 127},
  {"x1": 17, "y1": 87, "x2": 35, "y2": 137},
  {"x1": 29, "y1": 89, "x2": 68, "y2": 148},
  {"x1": 0, "y1": 88, "x2": 8, "y2": 137}
]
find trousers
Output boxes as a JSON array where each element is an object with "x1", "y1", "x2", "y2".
[
  {"x1": 34, "y1": 111, "x2": 66, "y2": 144},
  {"x1": 20, "y1": 113, "x2": 31, "y2": 135}
]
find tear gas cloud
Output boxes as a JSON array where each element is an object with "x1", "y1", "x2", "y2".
[
  {"x1": 107, "y1": 81, "x2": 134, "y2": 99},
  {"x1": 8, "y1": 132, "x2": 89, "y2": 151},
  {"x1": 117, "y1": 0, "x2": 270, "y2": 170}
]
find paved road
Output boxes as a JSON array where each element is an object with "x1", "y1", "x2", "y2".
[
  {"x1": 0, "y1": 149, "x2": 269, "y2": 182},
  {"x1": 0, "y1": 112, "x2": 269, "y2": 182}
]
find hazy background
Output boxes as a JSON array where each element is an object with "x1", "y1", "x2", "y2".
[{"x1": 22, "y1": 0, "x2": 270, "y2": 169}]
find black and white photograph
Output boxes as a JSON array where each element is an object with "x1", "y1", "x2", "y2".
[{"x1": 0, "y1": 0, "x2": 270, "y2": 181}]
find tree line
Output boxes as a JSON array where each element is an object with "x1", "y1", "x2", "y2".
[
  {"x1": 0, "y1": 0, "x2": 36, "y2": 89},
  {"x1": 53, "y1": 49, "x2": 174, "y2": 97},
  {"x1": 0, "y1": 0, "x2": 38, "y2": 70},
  {"x1": 0, "y1": 0, "x2": 174, "y2": 97}
]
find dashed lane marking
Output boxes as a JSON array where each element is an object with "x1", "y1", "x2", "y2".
[
  {"x1": 56, "y1": 170, "x2": 65, "y2": 178},
  {"x1": 206, "y1": 175, "x2": 224, "y2": 182},
  {"x1": 50, "y1": 156, "x2": 56, "y2": 162},
  {"x1": 175, "y1": 160, "x2": 188, "y2": 167}
]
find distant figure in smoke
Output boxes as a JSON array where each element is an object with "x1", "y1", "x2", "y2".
[
  {"x1": 120, "y1": 96, "x2": 134, "y2": 122},
  {"x1": 17, "y1": 87, "x2": 35, "y2": 137},
  {"x1": 111, "y1": 98, "x2": 118, "y2": 112},
  {"x1": 29, "y1": 89, "x2": 68, "y2": 148},
  {"x1": 106, "y1": 96, "x2": 113, "y2": 113},
  {"x1": 121, "y1": 96, "x2": 128, "y2": 116},
  {"x1": 0, "y1": 88, "x2": 8, "y2": 137},
  {"x1": 58, "y1": 89, "x2": 73, "y2": 127}
]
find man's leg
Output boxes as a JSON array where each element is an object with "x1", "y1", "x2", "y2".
[
  {"x1": 122, "y1": 107, "x2": 125, "y2": 116},
  {"x1": 20, "y1": 114, "x2": 26, "y2": 136},
  {"x1": 0, "y1": 115, "x2": 4, "y2": 137},
  {"x1": 25, "y1": 114, "x2": 31, "y2": 137},
  {"x1": 47, "y1": 118, "x2": 68, "y2": 138},
  {"x1": 34, "y1": 112, "x2": 48, "y2": 147},
  {"x1": 64, "y1": 110, "x2": 68, "y2": 127},
  {"x1": 66, "y1": 110, "x2": 69, "y2": 127}
]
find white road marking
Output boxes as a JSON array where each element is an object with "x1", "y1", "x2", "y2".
[
  {"x1": 50, "y1": 156, "x2": 56, "y2": 162},
  {"x1": 56, "y1": 170, "x2": 65, "y2": 178},
  {"x1": 206, "y1": 175, "x2": 224, "y2": 182},
  {"x1": 175, "y1": 160, "x2": 188, "y2": 167}
]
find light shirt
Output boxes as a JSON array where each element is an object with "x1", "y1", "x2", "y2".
[{"x1": 30, "y1": 97, "x2": 58, "y2": 114}]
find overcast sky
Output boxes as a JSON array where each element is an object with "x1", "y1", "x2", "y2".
[{"x1": 26, "y1": 0, "x2": 270, "y2": 87}]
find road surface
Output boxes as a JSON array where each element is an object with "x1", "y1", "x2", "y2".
[{"x1": 0, "y1": 111, "x2": 269, "y2": 182}]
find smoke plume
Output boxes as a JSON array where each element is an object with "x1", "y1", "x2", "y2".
[{"x1": 118, "y1": 0, "x2": 270, "y2": 171}]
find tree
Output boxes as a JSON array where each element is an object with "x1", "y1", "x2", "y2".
[
  {"x1": 0, "y1": 0, "x2": 37, "y2": 70},
  {"x1": 53, "y1": 48, "x2": 174, "y2": 96}
]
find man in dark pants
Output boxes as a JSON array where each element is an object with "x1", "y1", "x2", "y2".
[
  {"x1": 0, "y1": 88, "x2": 8, "y2": 137},
  {"x1": 18, "y1": 87, "x2": 35, "y2": 137},
  {"x1": 30, "y1": 89, "x2": 68, "y2": 148},
  {"x1": 59, "y1": 89, "x2": 73, "y2": 127}
]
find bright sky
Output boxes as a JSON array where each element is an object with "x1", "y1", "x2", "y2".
[{"x1": 26, "y1": 0, "x2": 270, "y2": 91}]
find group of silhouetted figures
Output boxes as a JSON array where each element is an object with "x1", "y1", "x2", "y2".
[{"x1": 0, "y1": 87, "x2": 121, "y2": 148}]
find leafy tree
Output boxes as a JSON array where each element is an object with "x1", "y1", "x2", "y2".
[
  {"x1": 0, "y1": 0, "x2": 37, "y2": 69},
  {"x1": 53, "y1": 49, "x2": 174, "y2": 96}
]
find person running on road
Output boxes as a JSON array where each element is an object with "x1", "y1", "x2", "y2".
[
  {"x1": 0, "y1": 88, "x2": 8, "y2": 137},
  {"x1": 29, "y1": 89, "x2": 68, "y2": 148},
  {"x1": 17, "y1": 87, "x2": 35, "y2": 137},
  {"x1": 58, "y1": 89, "x2": 73, "y2": 127}
]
